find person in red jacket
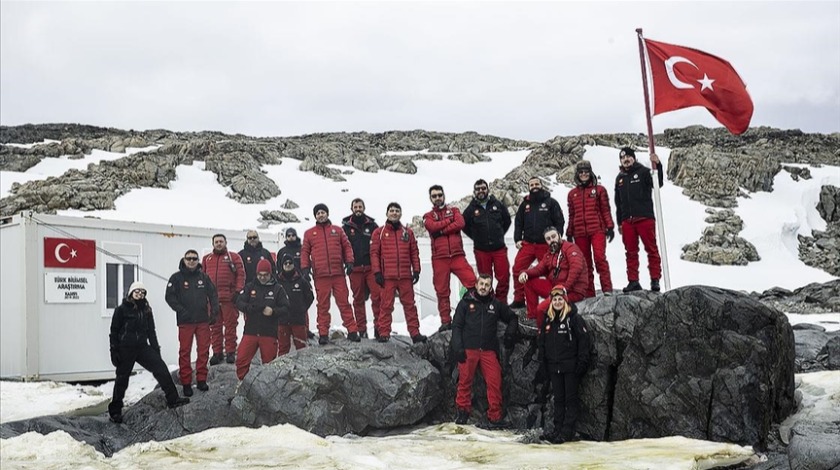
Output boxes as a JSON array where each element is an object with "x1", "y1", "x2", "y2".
[
  {"x1": 301, "y1": 203, "x2": 360, "y2": 345},
  {"x1": 234, "y1": 259, "x2": 289, "y2": 380},
  {"x1": 423, "y1": 185, "x2": 477, "y2": 332},
  {"x1": 370, "y1": 202, "x2": 426, "y2": 344},
  {"x1": 517, "y1": 227, "x2": 587, "y2": 329},
  {"x1": 566, "y1": 160, "x2": 615, "y2": 297},
  {"x1": 202, "y1": 234, "x2": 246, "y2": 365}
]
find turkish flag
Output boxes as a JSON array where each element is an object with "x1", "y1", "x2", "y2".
[
  {"x1": 645, "y1": 38, "x2": 754, "y2": 135},
  {"x1": 44, "y1": 237, "x2": 97, "y2": 269}
]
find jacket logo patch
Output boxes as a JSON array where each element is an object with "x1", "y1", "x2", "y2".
[
  {"x1": 268, "y1": 291, "x2": 274, "y2": 296},
  {"x1": 385, "y1": 232, "x2": 390, "y2": 237},
  {"x1": 351, "y1": 229, "x2": 355, "y2": 234},
  {"x1": 489, "y1": 304, "x2": 494, "y2": 310},
  {"x1": 541, "y1": 203, "x2": 546, "y2": 208},
  {"x1": 198, "y1": 280, "x2": 204, "y2": 285},
  {"x1": 633, "y1": 174, "x2": 639, "y2": 180},
  {"x1": 474, "y1": 210, "x2": 480, "y2": 215},
  {"x1": 591, "y1": 189, "x2": 597, "y2": 196},
  {"x1": 247, "y1": 256, "x2": 252, "y2": 262},
  {"x1": 545, "y1": 324, "x2": 551, "y2": 332},
  {"x1": 294, "y1": 283, "x2": 299, "y2": 288},
  {"x1": 167, "y1": 282, "x2": 172, "y2": 287},
  {"x1": 560, "y1": 323, "x2": 567, "y2": 330},
  {"x1": 250, "y1": 290, "x2": 257, "y2": 296},
  {"x1": 364, "y1": 228, "x2": 370, "y2": 234}
]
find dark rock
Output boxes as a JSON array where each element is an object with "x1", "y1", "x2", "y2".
[
  {"x1": 792, "y1": 323, "x2": 826, "y2": 331},
  {"x1": 611, "y1": 286, "x2": 796, "y2": 448},
  {"x1": 794, "y1": 330, "x2": 836, "y2": 372},
  {"x1": 753, "y1": 280, "x2": 840, "y2": 314},
  {"x1": 787, "y1": 421, "x2": 840, "y2": 470},
  {"x1": 826, "y1": 336, "x2": 840, "y2": 370}
]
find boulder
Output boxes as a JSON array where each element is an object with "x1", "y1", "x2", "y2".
[
  {"x1": 231, "y1": 341, "x2": 442, "y2": 436},
  {"x1": 827, "y1": 336, "x2": 840, "y2": 370},
  {"x1": 260, "y1": 210, "x2": 299, "y2": 224},
  {"x1": 788, "y1": 421, "x2": 840, "y2": 470},
  {"x1": 611, "y1": 286, "x2": 796, "y2": 448}
]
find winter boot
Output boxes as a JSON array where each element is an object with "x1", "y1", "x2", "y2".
[
  {"x1": 167, "y1": 397, "x2": 190, "y2": 409},
  {"x1": 484, "y1": 417, "x2": 509, "y2": 430},
  {"x1": 209, "y1": 353, "x2": 224, "y2": 366},
  {"x1": 225, "y1": 352, "x2": 236, "y2": 364},
  {"x1": 411, "y1": 334, "x2": 428, "y2": 344},
  {"x1": 622, "y1": 281, "x2": 642, "y2": 293},
  {"x1": 359, "y1": 330, "x2": 369, "y2": 339},
  {"x1": 377, "y1": 336, "x2": 390, "y2": 343},
  {"x1": 508, "y1": 300, "x2": 526, "y2": 309},
  {"x1": 319, "y1": 335, "x2": 330, "y2": 345},
  {"x1": 347, "y1": 332, "x2": 361, "y2": 342},
  {"x1": 437, "y1": 323, "x2": 452, "y2": 333},
  {"x1": 196, "y1": 381, "x2": 209, "y2": 392},
  {"x1": 109, "y1": 412, "x2": 123, "y2": 424},
  {"x1": 455, "y1": 408, "x2": 470, "y2": 425},
  {"x1": 307, "y1": 330, "x2": 316, "y2": 340},
  {"x1": 650, "y1": 279, "x2": 661, "y2": 292},
  {"x1": 182, "y1": 384, "x2": 193, "y2": 397}
]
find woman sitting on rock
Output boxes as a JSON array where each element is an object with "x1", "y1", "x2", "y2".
[
  {"x1": 109, "y1": 282, "x2": 189, "y2": 423},
  {"x1": 537, "y1": 284, "x2": 591, "y2": 443}
]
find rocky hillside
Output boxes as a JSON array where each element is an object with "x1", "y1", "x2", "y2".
[{"x1": 1, "y1": 124, "x2": 838, "y2": 275}]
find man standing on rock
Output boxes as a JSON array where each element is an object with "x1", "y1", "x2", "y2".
[
  {"x1": 202, "y1": 234, "x2": 246, "y2": 365},
  {"x1": 165, "y1": 249, "x2": 221, "y2": 396},
  {"x1": 424, "y1": 185, "x2": 477, "y2": 332},
  {"x1": 614, "y1": 147, "x2": 664, "y2": 293},
  {"x1": 239, "y1": 230, "x2": 276, "y2": 284},
  {"x1": 301, "y1": 203, "x2": 360, "y2": 345},
  {"x1": 463, "y1": 179, "x2": 512, "y2": 304},
  {"x1": 451, "y1": 273, "x2": 518, "y2": 428},
  {"x1": 518, "y1": 227, "x2": 587, "y2": 328},
  {"x1": 370, "y1": 202, "x2": 426, "y2": 344},
  {"x1": 342, "y1": 198, "x2": 381, "y2": 339},
  {"x1": 510, "y1": 177, "x2": 565, "y2": 309},
  {"x1": 277, "y1": 227, "x2": 315, "y2": 339},
  {"x1": 566, "y1": 161, "x2": 615, "y2": 297}
]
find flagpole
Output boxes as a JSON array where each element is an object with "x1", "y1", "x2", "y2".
[{"x1": 635, "y1": 28, "x2": 671, "y2": 291}]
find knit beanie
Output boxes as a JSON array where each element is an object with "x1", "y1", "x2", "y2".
[
  {"x1": 619, "y1": 147, "x2": 636, "y2": 160},
  {"x1": 256, "y1": 259, "x2": 272, "y2": 273},
  {"x1": 285, "y1": 227, "x2": 297, "y2": 237},
  {"x1": 313, "y1": 203, "x2": 329, "y2": 216}
]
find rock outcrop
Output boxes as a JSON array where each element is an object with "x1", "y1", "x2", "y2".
[
  {"x1": 798, "y1": 185, "x2": 840, "y2": 276},
  {"x1": 681, "y1": 208, "x2": 760, "y2": 265}
]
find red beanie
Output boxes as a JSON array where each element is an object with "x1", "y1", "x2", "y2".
[{"x1": 257, "y1": 259, "x2": 272, "y2": 273}]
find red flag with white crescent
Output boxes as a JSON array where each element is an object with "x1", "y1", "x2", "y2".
[
  {"x1": 44, "y1": 237, "x2": 97, "y2": 269},
  {"x1": 644, "y1": 38, "x2": 754, "y2": 135}
]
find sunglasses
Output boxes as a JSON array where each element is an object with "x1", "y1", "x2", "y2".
[
  {"x1": 185, "y1": 256, "x2": 199, "y2": 261},
  {"x1": 133, "y1": 289, "x2": 147, "y2": 295},
  {"x1": 283, "y1": 260, "x2": 294, "y2": 265},
  {"x1": 474, "y1": 186, "x2": 488, "y2": 191},
  {"x1": 247, "y1": 236, "x2": 259, "y2": 240},
  {"x1": 286, "y1": 234, "x2": 296, "y2": 238}
]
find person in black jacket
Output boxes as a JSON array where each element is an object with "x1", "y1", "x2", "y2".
[
  {"x1": 463, "y1": 179, "x2": 512, "y2": 304},
  {"x1": 277, "y1": 227, "x2": 315, "y2": 339},
  {"x1": 341, "y1": 198, "x2": 381, "y2": 338},
  {"x1": 450, "y1": 274, "x2": 518, "y2": 428},
  {"x1": 614, "y1": 147, "x2": 665, "y2": 293},
  {"x1": 276, "y1": 254, "x2": 315, "y2": 355},
  {"x1": 239, "y1": 230, "x2": 276, "y2": 284},
  {"x1": 234, "y1": 259, "x2": 290, "y2": 381},
  {"x1": 510, "y1": 177, "x2": 565, "y2": 309},
  {"x1": 536, "y1": 284, "x2": 591, "y2": 444},
  {"x1": 109, "y1": 282, "x2": 189, "y2": 423},
  {"x1": 165, "y1": 250, "x2": 221, "y2": 397}
]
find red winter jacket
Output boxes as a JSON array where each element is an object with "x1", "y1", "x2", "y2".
[
  {"x1": 202, "y1": 249, "x2": 246, "y2": 303},
  {"x1": 301, "y1": 221, "x2": 354, "y2": 278},
  {"x1": 567, "y1": 182, "x2": 614, "y2": 239},
  {"x1": 423, "y1": 205, "x2": 467, "y2": 260},
  {"x1": 525, "y1": 241, "x2": 588, "y2": 299},
  {"x1": 371, "y1": 222, "x2": 421, "y2": 280}
]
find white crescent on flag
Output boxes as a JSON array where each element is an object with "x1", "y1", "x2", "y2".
[
  {"x1": 54, "y1": 243, "x2": 71, "y2": 263},
  {"x1": 664, "y1": 56, "x2": 698, "y2": 89}
]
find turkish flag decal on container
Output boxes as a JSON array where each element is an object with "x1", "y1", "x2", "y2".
[{"x1": 44, "y1": 237, "x2": 97, "y2": 269}]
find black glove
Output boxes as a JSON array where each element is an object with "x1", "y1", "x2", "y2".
[
  {"x1": 412, "y1": 272, "x2": 420, "y2": 285},
  {"x1": 606, "y1": 228, "x2": 615, "y2": 243},
  {"x1": 567, "y1": 235, "x2": 574, "y2": 244},
  {"x1": 431, "y1": 231, "x2": 443, "y2": 239},
  {"x1": 575, "y1": 361, "x2": 589, "y2": 378},
  {"x1": 454, "y1": 349, "x2": 467, "y2": 363},
  {"x1": 532, "y1": 362, "x2": 548, "y2": 388},
  {"x1": 503, "y1": 334, "x2": 516, "y2": 350},
  {"x1": 345, "y1": 263, "x2": 353, "y2": 276},
  {"x1": 301, "y1": 268, "x2": 312, "y2": 283},
  {"x1": 374, "y1": 272, "x2": 385, "y2": 287},
  {"x1": 209, "y1": 310, "x2": 219, "y2": 325},
  {"x1": 110, "y1": 349, "x2": 121, "y2": 368}
]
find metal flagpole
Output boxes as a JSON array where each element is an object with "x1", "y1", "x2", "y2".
[{"x1": 635, "y1": 28, "x2": 671, "y2": 291}]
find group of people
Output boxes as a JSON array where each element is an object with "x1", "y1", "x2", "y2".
[{"x1": 108, "y1": 147, "x2": 665, "y2": 442}]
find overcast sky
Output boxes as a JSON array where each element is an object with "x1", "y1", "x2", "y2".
[{"x1": 1, "y1": 1, "x2": 838, "y2": 141}]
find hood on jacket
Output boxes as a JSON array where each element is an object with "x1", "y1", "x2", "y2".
[{"x1": 242, "y1": 240, "x2": 264, "y2": 251}]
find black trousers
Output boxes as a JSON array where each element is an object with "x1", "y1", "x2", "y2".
[
  {"x1": 109, "y1": 345, "x2": 178, "y2": 415},
  {"x1": 549, "y1": 370, "x2": 580, "y2": 439}
]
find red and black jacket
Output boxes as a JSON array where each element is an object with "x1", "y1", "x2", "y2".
[
  {"x1": 514, "y1": 189, "x2": 565, "y2": 243},
  {"x1": 235, "y1": 279, "x2": 289, "y2": 337},
  {"x1": 341, "y1": 214, "x2": 378, "y2": 267},
  {"x1": 463, "y1": 195, "x2": 511, "y2": 252}
]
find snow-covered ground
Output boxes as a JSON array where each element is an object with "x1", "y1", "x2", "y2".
[{"x1": 1, "y1": 141, "x2": 838, "y2": 468}]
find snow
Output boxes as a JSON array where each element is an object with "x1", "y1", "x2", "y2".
[{"x1": 1, "y1": 140, "x2": 838, "y2": 468}]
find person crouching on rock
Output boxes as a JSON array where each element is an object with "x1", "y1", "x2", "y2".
[
  {"x1": 537, "y1": 284, "x2": 591, "y2": 444},
  {"x1": 109, "y1": 282, "x2": 189, "y2": 423},
  {"x1": 451, "y1": 273, "x2": 518, "y2": 428},
  {"x1": 276, "y1": 254, "x2": 314, "y2": 355},
  {"x1": 234, "y1": 259, "x2": 290, "y2": 381}
]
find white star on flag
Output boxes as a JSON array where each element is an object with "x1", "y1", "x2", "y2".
[
  {"x1": 697, "y1": 74, "x2": 715, "y2": 91},
  {"x1": 70, "y1": 249, "x2": 78, "y2": 258}
]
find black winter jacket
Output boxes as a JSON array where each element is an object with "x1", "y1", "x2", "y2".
[
  {"x1": 451, "y1": 289, "x2": 518, "y2": 356},
  {"x1": 276, "y1": 269, "x2": 315, "y2": 326},
  {"x1": 514, "y1": 189, "x2": 565, "y2": 243},
  {"x1": 341, "y1": 214, "x2": 378, "y2": 267},
  {"x1": 235, "y1": 279, "x2": 290, "y2": 337},
  {"x1": 165, "y1": 260, "x2": 221, "y2": 325},
  {"x1": 537, "y1": 303, "x2": 591, "y2": 375},
  {"x1": 277, "y1": 240, "x2": 303, "y2": 274},
  {"x1": 614, "y1": 162, "x2": 665, "y2": 224},
  {"x1": 110, "y1": 296, "x2": 160, "y2": 350},
  {"x1": 239, "y1": 242, "x2": 276, "y2": 284},
  {"x1": 463, "y1": 195, "x2": 511, "y2": 252}
]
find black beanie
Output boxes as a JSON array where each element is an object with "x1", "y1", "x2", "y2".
[
  {"x1": 281, "y1": 254, "x2": 294, "y2": 265},
  {"x1": 619, "y1": 147, "x2": 636, "y2": 160},
  {"x1": 313, "y1": 203, "x2": 329, "y2": 216}
]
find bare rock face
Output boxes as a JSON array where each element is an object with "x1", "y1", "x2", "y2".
[
  {"x1": 681, "y1": 208, "x2": 760, "y2": 265},
  {"x1": 281, "y1": 199, "x2": 299, "y2": 209},
  {"x1": 204, "y1": 151, "x2": 281, "y2": 203},
  {"x1": 798, "y1": 186, "x2": 840, "y2": 276},
  {"x1": 259, "y1": 210, "x2": 299, "y2": 224}
]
